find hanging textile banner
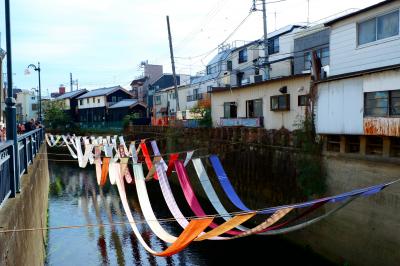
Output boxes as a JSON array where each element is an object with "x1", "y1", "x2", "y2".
[
  {"x1": 192, "y1": 158, "x2": 249, "y2": 231},
  {"x1": 114, "y1": 168, "x2": 214, "y2": 257},
  {"x1": 174, "y1": 160, "x2": 242, "y2": 235},
  {"x1": 153, "y1": 162, "x2": 254, "y2": 241}
]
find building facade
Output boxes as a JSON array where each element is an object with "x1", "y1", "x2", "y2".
[
  {"x1": 16, "y1": 90, "x2": 38, "y2": 123},
  {"x1": 54, "y1": 89, "x2": 87, "y2": 122},
  {"x1": 211, "y1": 74, "x2": 310, "y2": 130},
  {"x1": 316, "y1": 0, "x2": 400, "y2": 157},
  {"x1": 77, "y1": 86, "x2": 134, "y2": 122}
]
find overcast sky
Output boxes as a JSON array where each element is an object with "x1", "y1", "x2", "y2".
[{"x1": 0, "y1": 0, "x2": 382, "y2": 94}]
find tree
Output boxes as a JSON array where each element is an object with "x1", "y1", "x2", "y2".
[
  {"x1": 190, "y1": 100, "x2": 212, "y2": 128},
  {"x1": 43, "y1": 101, "x2": 70, "y2": 130}
]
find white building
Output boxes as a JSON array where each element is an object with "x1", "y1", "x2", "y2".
[
  {"x1": 16, "y1": 90, "x2": 38, "y2": 123},
  {"x1": 211, "y1": 74, "x2": 310, "y2": 130},
  {"x1": 316, "y1": 0, "x2": 400, "y2": 156}
]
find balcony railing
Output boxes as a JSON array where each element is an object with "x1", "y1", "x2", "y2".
[
  {"x1": 0, "y1": 127, "x2": 45, "y2": 207},
  {"x1": 220, "y1": 117, "x2": 264, "y2": 128}
]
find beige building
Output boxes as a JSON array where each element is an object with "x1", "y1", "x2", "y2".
[{"x1": 211, "y1": 74, "x2": 310, "y2": 131}]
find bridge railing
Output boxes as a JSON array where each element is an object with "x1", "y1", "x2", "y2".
[
  {"x1": 0, "y1": 127, "x2": 45, "y2": 207},
  {"x1": 0, "y1": 141, "x2": 15, "y2": 208}
]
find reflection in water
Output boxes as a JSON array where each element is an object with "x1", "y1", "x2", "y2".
[{"x1": 47, "y1": 161, "x2": 332, "y2": 266}]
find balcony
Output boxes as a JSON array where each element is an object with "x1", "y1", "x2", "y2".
[{"x1": 220, "y1": 117, "x2": 264, "y2": 128}]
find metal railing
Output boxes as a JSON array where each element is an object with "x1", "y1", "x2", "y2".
[{"x1": 0, "y1": 128, "x2": 45, "y2": 207}]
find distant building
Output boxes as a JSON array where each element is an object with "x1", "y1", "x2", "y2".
[
  {"x1": 15, "y1": 90, "x2": 38, "y2": 123},
  {"x1": 76, "y1": 86, "x2": 134, "y2": 122},
  {"x1": 54, "y1": 89, "x2": 88, "y2": 122},
  {"x1": 130, "y1": 63, "x2": 163, "y2": 104}
]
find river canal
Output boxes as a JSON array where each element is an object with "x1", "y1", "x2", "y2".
[{"x1": 46, "y1": 160, "x2": 332, "y2": 266}]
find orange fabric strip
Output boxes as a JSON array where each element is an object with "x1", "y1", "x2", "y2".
[
  {"x1": 156, "y1": 217, "x2": 213, "y2": 257},
  {"x1": 100, "y1": 157, "x2": 110, "y2": 186}
]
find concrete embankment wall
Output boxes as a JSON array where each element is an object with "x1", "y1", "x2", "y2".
[
  {"x1": 288, "y1": 154, "x2": 400, "y2": 266},
  {"x1": 126, "y1": 125, "x2": 400, "y2": 266},
  {"x1": 0, "y1": 144, "x2": 49, "y2": 266}
]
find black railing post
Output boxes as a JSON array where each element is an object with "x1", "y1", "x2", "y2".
[
  {"x1": 4, "y1": 0, "x2": 18, "y2": 196},
  {"x1": 24, "y1": 137, "x2": 29, "y2": 174}
]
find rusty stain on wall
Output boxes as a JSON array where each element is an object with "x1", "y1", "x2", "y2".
[{"x1": 364, "y1": 117, "x2": 400, "y2": 137}]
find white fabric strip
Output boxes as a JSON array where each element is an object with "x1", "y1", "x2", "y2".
[
  {"x1": 133, "y1": 163, "x2": 177, "y2": 243},
  {"x1": 150, "y1": 141, "x2": 168, "y2": 171}
]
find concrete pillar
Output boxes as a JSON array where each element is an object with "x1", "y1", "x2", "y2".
[
  {"x1": 360, "y1": 136, "x2": 367, "y2": 155},
  {"x1": 383, "y1": 137, "x2": 391, "y2": 157}
]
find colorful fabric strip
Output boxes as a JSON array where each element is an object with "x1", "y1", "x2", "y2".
[
  {"x1": 192, "y1": 158, "x2": 249, "y2": 231},
  {"x1": 114, "y1": 171, "x2": 213, "y2": 257},
  {"x1": 174, "y1": 160, "x2": 242, "y2": 235}
]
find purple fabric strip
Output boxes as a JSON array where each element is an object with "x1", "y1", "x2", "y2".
[{"x1": 174, "y1": 160, "x2": 242, "y2": 235}]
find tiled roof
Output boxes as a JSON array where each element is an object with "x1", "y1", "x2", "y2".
[
  {"x1": 55, "y1": 89, "x2": 87, "y2": 100},
  {"x1": 77, "y1": 86, "x2": 129, "y2": 99},
  {"x1": 109, "y1": 99, "x2": 147, "y2": 109}
]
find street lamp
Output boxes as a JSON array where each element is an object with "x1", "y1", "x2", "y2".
[{"x1": 25, "y1": 62, "x2": 42, "y2": 122}]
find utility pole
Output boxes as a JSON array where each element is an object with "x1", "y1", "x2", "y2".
[
  {"x1": 307, "y1": 0, "x2": 310, "y2": 24},
  {"x1": 75, "y1": 79, "x2": 79, "y2": 90},
  {"x1": 166, "y1": 15, "x2": 180, "y2": 112},
  {"x1": 262, "y1": 0, "x2": 270, "y2": 80},
  {"x1": 70, "y1": 72, "x2": 73, "y2": 92}
]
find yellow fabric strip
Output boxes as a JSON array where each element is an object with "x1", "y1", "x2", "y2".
[
  {"x1": 232, "y1": 208, "x2": 293, "y2": 239},
  {"x1": 195, "y1": 213, "x2": 256, "y2": 241}
]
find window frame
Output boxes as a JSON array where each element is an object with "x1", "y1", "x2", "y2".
[
  {"x1": 364, "y1": 90, "x2": 400, "y2": 117},
  {"x1": 270, "y1": 94, "x2": 290, "y2": 111},
  {"x1": 268, "y1": 37, "x2": 279, "y2": 55},
  {"x1": 357, "y1": 9, "x2": 400, "y2": 46},
  {"x1": 238, "y1": 48, "x2": 248, "y2": 64},
  {"x1": 298, "y1": 95, "x2": 310, "y2": 107},
  {"x1": 223, "y1": 102, "x2": 237, "y2": 118}
]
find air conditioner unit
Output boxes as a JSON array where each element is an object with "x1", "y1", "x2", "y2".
[{"x1": 254, "y1": 75, "x2": 263, "y2": 83}]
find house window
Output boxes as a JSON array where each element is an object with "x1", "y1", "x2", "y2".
[
  {"x1": 223, "y1": 102, "x2": 237, "y2": 118},
  {"x1": 111, "y1": 96, "x2": 117, "y2": 102},
  {"x1": 304, "y1": 52, "x2": 312, "y2": 70},
  {"x1": 246, "y1": 99, "x2": 263, "y2": 118},
  {"x1": 155, "y1": 95, "x2": 161, "y2": 105},
  {"x1": 32, "y1": 104, "x2": 37, "y2": 111},
  {"x1": 304, "y1": 47, "x2": 329, "y2": 70},
  {"x1": 238, "y1": 48, "x2": 248, "y2": 64},
  {"x1": 358, "y1": 10, "x2": 399, "y2": 45},
  {"x1": 80, "y1": 99, "x2": 83, "y2": 105},
  {"x1": 268, "y1": 37, "x2": 279, "y2": 54},
  {"x1": 270, "y1": 94, "x2": 290, "y2": 111},
  {"x1": 298, "y1": 95, "x2": 310, "y2": 106},
  {"x1": 207, "y1": 85, "x2": 213, "y2": 92},
  {"x1": 227, "y1": 60, "x2": 232, "y2": 71},
  {"x1": 86, "y1": 98, "x2": 89, "y2": 104},
  {"x1": 93, "y1": 98, "x2": 95, "y2": 103},
  {"x1": 97, "y1": 99, "x2": 100, "y2": 103},
  {"x1": 206, "y1": 64, "x2": 217, "y2": 75},
  {"x1": 365, "y1": 91, "x2": 388, "y2": 116},
  {"x1": 31, "y1": 96, "x2": 35, "y2": 100}
]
